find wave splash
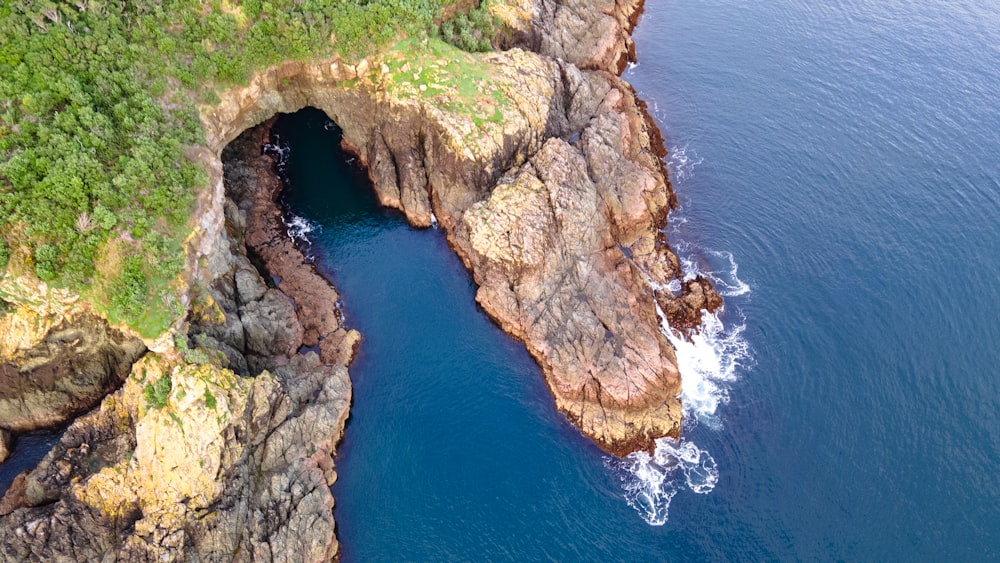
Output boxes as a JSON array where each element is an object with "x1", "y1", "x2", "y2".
[
  {"x1": 612, "y1": 193, "x2": 751, "y2": 525},
  {"x1": 607, "y1": 438, "x2": 719, "y2": 525},
  {"x1": 284, "y1": 214, "x2": 319, "y2": 245},
  {"x1": 667, "y1": 144, "x2": 704, "y2": 183},
  {"x1": 263, "y1": 136, "x2": 323, "y2": 257}
]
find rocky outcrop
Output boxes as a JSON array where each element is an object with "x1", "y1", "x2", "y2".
[
  {"x1": 0, "y1": 0, "x2": 722, "y2": 557},
  {"x1": 222, "y1": 123, "x2": 360, "y2": 368},
  {"x1": 182, "y1": 0, "x2": 719, "y2": 455},
  {"x1": 494, "y1": 0, "x2": 645, "y2": 74},
  {"x1": 0, "y1": 352, "x2": 351, "y2": 561},
  {"x1": 0, "y1": 123, "x2": 357, "y2": 561},
  {"x1": 0, "y1": 311, "x2": 146, "y2": 433}
]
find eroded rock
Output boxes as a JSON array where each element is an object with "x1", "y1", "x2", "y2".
[
  {"x1": 0, "y1": 352, "x2": 351, "y2": 561},
  {"x1": 0, "y1": 312, "x2": 146, "y2": 433},
  {"x1": 0, "y1": 429, "x2": 11, "y2": 463}
]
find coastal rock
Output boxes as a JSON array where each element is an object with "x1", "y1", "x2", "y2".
[
  {"x1": 463, "y1": 137, "x2": 683, "y2": 453},
  {"x1": 0, "y1": 0, "x2": 724, "y2": 559},
  {"x1": 0, "y1": 278, "x2": 85, "y2": 361},
  {"x1": 0, "y1": 352, "x2": 351, "y2": 561},
  {"x1": 223, "y1": 124, "x2": 360, "y2": 365},
  {"x1": 0, "y1": 312, "x2": 146, "y2": 433},
  {"x1": 241, "y1": 288, "x2": 304, "y2": 358},
  {"x1": 658, "y1": 276, "x2": 725, "y2": 332},
  {"x1": 186, "y1": 9, "x2": 719, "y2": 454},
  {"x1": 0, "y1": 429, "x2": 11, "y2": 463},
  {"x1": 494, "y1": 0, "x2": 645, "y2": 73}
]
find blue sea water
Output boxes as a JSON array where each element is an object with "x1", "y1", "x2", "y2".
[{"x1": 276, "y1": 0, "x2": 1000, "y2": 558}]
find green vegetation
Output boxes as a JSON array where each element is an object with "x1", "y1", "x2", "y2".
[
  {"x1": 0, "y1": 241, "x2": 8, "y2": 271},
  {"x1": 440, "y1": 2, "x2": 497, "y2": 52},
  {"x1": 143, "y1": 374, "x2": 173, "y2": 410},
  {"x1": 204, "y1": 387, "x2": 217, "y2": 410},
  {"x1": 174, "y1": 331, "x2": 224, "y2": 366},
  {"x1": 379, "y1": 36, "x2": 510, "y2": 131},
  {"x1": 0, "y1": 0, "x2": 500, "y2": 337}
]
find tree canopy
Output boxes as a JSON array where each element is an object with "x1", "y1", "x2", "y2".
[{"x1": 0, "y1": 0, "x2": 497, "y2": 336}]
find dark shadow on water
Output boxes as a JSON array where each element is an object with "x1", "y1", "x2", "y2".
[{"x1": 0, "y1": 428, "x2": 65, "y2": 496}]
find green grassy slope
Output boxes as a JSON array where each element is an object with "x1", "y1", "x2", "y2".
[{"x1": 0, "y1": 0, "x2": 495, "y2": 337}]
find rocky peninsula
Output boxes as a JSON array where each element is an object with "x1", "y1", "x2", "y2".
[{"x1": 0, "y1": 0, "x2": 720, "y2": 559}]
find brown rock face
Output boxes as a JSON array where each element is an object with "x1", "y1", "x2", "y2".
[
  {"x1": 463, "y1": 135, "x2": 684, "y2": 454},
  {"x1": 496, "y1": 0, "x2": 646, "y2": 74},
  {"x1": 182, "y1": 0, "x2": 720, "y2": 456},
  {"x1": 224, "y1": 123, "x2": 360, "y2": 367},
  {"x1": 0, "y1": 312, "x2": 146, "y2": 433}
]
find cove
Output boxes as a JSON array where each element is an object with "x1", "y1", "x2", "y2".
[{"x1": 274, "y1": 108, "x2": 725, "y2": 560}]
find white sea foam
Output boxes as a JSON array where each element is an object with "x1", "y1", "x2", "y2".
[
  {"x1": 263, "y1": 134, "x2": 292, "y2": 176},
  {"x1": 664, "y1": 305, "x2": 749, "y2": 429},
  {"x1": 667, "y1": 144, "x2": 704, "y2": 183},
  {"x1": 608, "y1": 438, "x2": 719, "y2": 526},
  {"x1": 613, "y1": 211, "x2": 751, "y2": 525},
  {"x1": 285, "y1": 214, "x2": 319, "y2": 244}
]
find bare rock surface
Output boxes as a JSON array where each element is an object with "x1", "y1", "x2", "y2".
[
  {"x1": 0, "y1": 312, "x2": 146, "y2": 433},
  {"x1": 0, "y1": 352, "x2": 350, "y2": 562}
]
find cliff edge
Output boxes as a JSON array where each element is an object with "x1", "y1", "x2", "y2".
[{"x1": 0, "y1": 0, "x2": 720, "y2": 559}]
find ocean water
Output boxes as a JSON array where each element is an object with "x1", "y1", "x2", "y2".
[{"x1": 276, "y1": 0, "x2": 1000, "y2": 557}]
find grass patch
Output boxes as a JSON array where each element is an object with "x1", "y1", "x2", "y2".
[
  {"x1": 204, "y1": 387, "x2": 217, "y2": 410},
  {"x1": 1, "y1": 0, "x2": 502, "y2": 337},
  {"x1": 143, "y1": 374, "x2": 173, "y2": 410}
]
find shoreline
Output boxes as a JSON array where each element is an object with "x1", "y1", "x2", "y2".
[{"x1": 0, "y1": 1, "x2": 722, "y2": 558}]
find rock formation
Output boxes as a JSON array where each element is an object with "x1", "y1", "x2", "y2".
[
  {"x1": 189, "y1": 3, "x2": 719, "y2": 454},
  {"x1": 0, "y1": 312, "x2": 146, "y2": 433},
  {"x1": 0, "y1": 0, "x2": 722, "y2": 559},
  {"x1": 0, "y1": 123, "x2": 357, "y2": 560}
]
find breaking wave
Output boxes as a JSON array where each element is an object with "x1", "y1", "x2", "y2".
[
  {"x1": 262, "y1": 134, "x2": 291, "y2": 175},
  {"x1": 284, "y1": 213, "x2": 319, "y2": 244},
  {"x1": 606, "y1": 438, "x2": 719, "y2": 526},
  {"x1": 667, "y1": 144, "x2": 704, "y2": 183},
  {"x1": 610, "y1": 144, "x2": 751, "y2": 524},
  {"x1": 263, "y1": 136, "x2": 322, "y2": 258}
]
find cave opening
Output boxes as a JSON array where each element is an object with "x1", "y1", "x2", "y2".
[{"x1": 236, "y1": 107, "x2": 625, "y2": 561}]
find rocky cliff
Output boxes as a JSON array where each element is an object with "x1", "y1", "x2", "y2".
[
  {"x1": 191, "y1": 0, "x2": 719, "y2": 455},
  {"x1": 0, "y1": 0, "x2": 721, "y2": 559},
  {"x1": 0, "y1": 123, "x2": 356, "y2": 560}
]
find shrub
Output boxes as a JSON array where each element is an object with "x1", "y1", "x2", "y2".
[
  {"x1": 34, "y1": 244, "x2": 58, "y2": 281},
  {"x1": 110, "y1": 257, "x2": 148, "y2": 322},
  {"x1": 441, "y1": 4, "x2": 497, "y2": 52},
  {"x1": 143, "y1": 374, "x2": 173, "y2": 410},
  {"x1": 0, "y1": 0, "x2": 478, "y2": 335},
  {"x1": 204, "y1": 387, "x2": 217, "y2": 410}
]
